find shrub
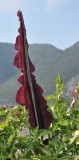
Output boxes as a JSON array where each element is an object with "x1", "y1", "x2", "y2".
[{"x1": 0, "y1": 74, "x2": 79, "y2": 160}]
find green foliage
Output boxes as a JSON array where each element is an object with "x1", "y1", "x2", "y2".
[{"x1": 0, "y1": 74, "x2": 79, "y2": 159}]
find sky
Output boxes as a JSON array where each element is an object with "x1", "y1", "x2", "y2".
[{"x1": 0, "y1": 0, "x2": 79, "y2": 49}]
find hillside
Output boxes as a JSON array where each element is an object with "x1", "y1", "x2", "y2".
[
  {"x1": 64, "y1": 74, "x2": 79, "y2": 100},
  {"x1": 0, "y1": 42, "x2": 79, "y2": 105},
  {"x1": 0, "y1": 42, "x2": 17, "y2": 84}
]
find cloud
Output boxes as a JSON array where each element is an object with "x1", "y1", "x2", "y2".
[
  {"x1": 0, "y1": 0, "x2": 33, "y2": 12},
  {"x1": 46, "y1": 0, "x2": 69, "y2": 13}
]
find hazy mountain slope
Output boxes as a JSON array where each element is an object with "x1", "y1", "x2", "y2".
[
  {"x1": 64, "y1": 74, "x2": 79, "y2": 100},
  {"x1": 32, "y1": 42, "x2": 79, "y2": 96},
  {"x1": 0, "y1": 42, "x2": 79, "y2": 105},
  {"x1": 0, "y1": 74, "x2": 20, "y2": 105},
  {"x1": 0, "y1": 43, "x2": 62, "y2": 84},
  {"x1": 0, "y1": 43, "x2": 62, "y2": 105},
  {"x1": 0, "y1": 43, "x2": 17, "y2": 84},
  {"x1": 29, "y1": 44, "x2": 63, "y2": 64}
]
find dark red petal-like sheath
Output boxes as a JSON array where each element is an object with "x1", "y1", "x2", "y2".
[
  {"x1": 16, "y1": 86, "x2": 26, "y2": 105},
  {"x1": 18, "y1": 75, "x2": 24, "y2": 85},
  {"x1": 14, "y1": 10, "x2": 52, "y2": 129}
]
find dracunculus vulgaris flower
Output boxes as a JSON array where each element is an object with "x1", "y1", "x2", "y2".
[{"x1": 14, "y1": 10, "x2": 52, "y2": 129}]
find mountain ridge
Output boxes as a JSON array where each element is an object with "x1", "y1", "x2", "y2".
[{"x1": 0, "y1": 41, "x2": 79, "y2": 105}]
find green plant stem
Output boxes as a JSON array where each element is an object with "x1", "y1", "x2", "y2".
[
  {"x1": 9, "y1": 134, "x2": 16, "y2": 160},
  {"x1": 24, "y1": 106, "x2": 31, "y2": 140}
]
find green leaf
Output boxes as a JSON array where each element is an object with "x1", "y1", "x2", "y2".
[
  {"x1": 54, "y1": 73, "x2": 64, "y2": 100},
  {"x1": 69, "y1": 130, "x2": 79, "y2": 144},
  {"x1": 0, "y1": 122, "x2": 8, "y2": 130},
  {"x1": 8, "y1": 133, "x2": 15, "y2": 144}
]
